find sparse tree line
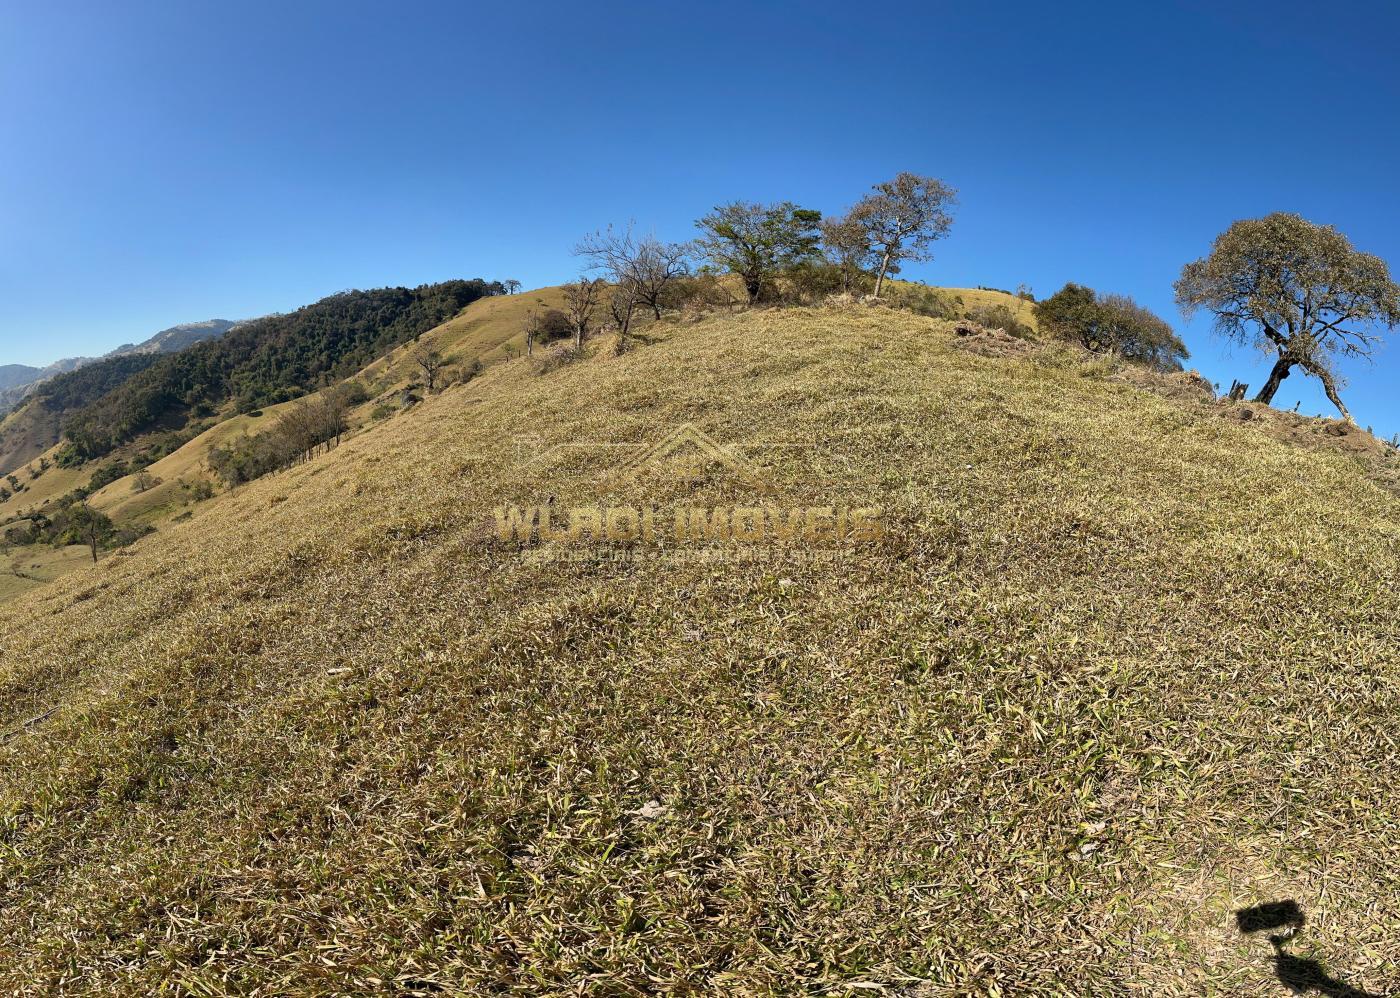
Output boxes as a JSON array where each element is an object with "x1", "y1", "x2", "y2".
[
  {"x1": 537, "y1": 173, "x2": 1192, "y2": 373},
  {"x1": 539, "y1": 174, "x2": 1398, "y2": 420},
  {"x1": 207, "y1": 382, "x2": 370, "y2": 487}
]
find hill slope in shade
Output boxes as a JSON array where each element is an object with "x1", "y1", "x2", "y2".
[{"x1": 0, "y1": 305, "x2": 1397, "y2": 993}]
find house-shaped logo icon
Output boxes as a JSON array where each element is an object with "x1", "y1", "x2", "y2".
[{"x1": 618, "y1": 422, "x2": 772, "y2": 492}]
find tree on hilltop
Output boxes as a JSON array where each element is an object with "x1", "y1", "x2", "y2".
[
  {"x1": 1036, "y1": 283, "x2": 1189, "y2": 371},
  {"x1": 821, "y1": 214, "x2": 875, "y2": 294},
  {"x1": 695, "y1": 202, "x2": 822, "y2": 304},
  {"x1": 1175, "y1": 212, "x2": 1400, "y2": 421},
  {"x1": 850, "y1": 172, "x2": 957, "y2": 298},
  {"x1": 576, "y1": 225, "x2": 690, "y2": 319}
]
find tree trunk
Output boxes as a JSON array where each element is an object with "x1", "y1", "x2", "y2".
[
  {"x1": 873, "y1": 252, "x2": 892, "y2": 298},
  {"x1": 743, "y1": 273, "x2": 762, "y2": 304},
  {"x1": 1301, "y1": 360, "x2": 1354, "y2": 423},
  {"x1": 1253, "y1": 356, "x2": 1293, "y2": 405}
]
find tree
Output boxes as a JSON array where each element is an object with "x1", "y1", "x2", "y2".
[
  {"x1": 821, "y1": 214, "x2": 875, "y2": 294},
  {"x1": 562, "y1": 277, "x2": 606, "y2": 350},
  {"x1": 1096, "y1": 294, "x2": 1190, "y2": 372},
  {"x1": 1036, "y1": 283, "x2": 1189, "y2": 371},
  {"x1": 1175, "y1": 212, "x2": 1400, "y2": 421},
  {"x1": 523, "y1": 309, "x2": 541, "y2": 357},
  {"x1": 850, "y1": 172, "x2": 957, "y2": 298},
  {"x1": 576, "y1": 225, "x2": 690, "y2": 319},
  {"x1": 1035, "y1": 283, "x2": 1108, "y2": 350},
  {"x1": 132, "y1": 470, "x2": 162, "y2": 494},
  {"x1": 65, "y1": 503, "x2": 115, "y2": 563},
  {"x1": 609, "y1": 283, "x2": 638, "y2": 342},
  {"x1": 412, "y1": 342, "x2": 447, "y2": 392},
  {"x1": 504, "y1": 279, "x2": 522, "y2": 295},
  {"x1": 695, "y1": 202, "x2": 822, "y2": 304}
]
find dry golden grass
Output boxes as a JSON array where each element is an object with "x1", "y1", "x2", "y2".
[
  {"x1": 0, "y1": 543, "x2": 95, "y2": 600},
  {"x1": 0, "y1": 450, "x2": 89, "y2": 519},
  {"x1": 0, "y1": 304, "x2": 1398, "y2": 994}
]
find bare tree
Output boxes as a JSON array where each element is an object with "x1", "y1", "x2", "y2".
[
  {"x1": 1175, "y1": 212, "x2": 1400, "y2": 421},
  {"x1": 412, "y1": 342, "x2": 447, "y2": 392},
  {"x1": 576, "y1": 224, "x2": 690, "y2": 319},
  {"x1": 504, "y1": 279, "x2": 522, "y2": 295},
  {"x1": 850, "y1": 173, "x2": 958, "y2": 298},
  {"x1": 610, "y1": 283, "x2": 638, "y2": 343},
  {"x1": 562, "y1": 277, "x2": 606, "y2": 350}
]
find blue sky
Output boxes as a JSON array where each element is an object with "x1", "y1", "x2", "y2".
[{"x1": 2, "y1": 1, "x2": 1398, "y2": 434}]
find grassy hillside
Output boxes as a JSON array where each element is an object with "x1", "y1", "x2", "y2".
[{"x1": 1, "y1": 304, "x2": 1396, "y2": 994}]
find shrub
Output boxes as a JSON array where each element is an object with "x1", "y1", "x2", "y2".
[
  {"x1": 965, "y1": 303, "x2": 1035, "y2": 340},
  {"x1": 182, "y1": 479, "x2": 216, "y2": 502},
  {"x1": 534, "y1": 343, "x2": 585, "y2": 376},
  {"x1": 892, "y1": 286, "x2": 964, "y2": 320},
  {"x1": 780, "y1": 262, "x2": 846, "y2": 304},
  {"x1": 114, "y1": 524, "x2": 156, "y2": 547},
  {"x1": 1035, "y1": 283, "x2": 1189, "y2": 371},
  {"x1": 86, "y1": 462, "x2": 131, "y2": 492},
  {"x1": 666, "y1": 273, "x2": 738, "y2": 313},
  {"x1": 53, "y1": 443, "x2": 85, "y2": 469}
]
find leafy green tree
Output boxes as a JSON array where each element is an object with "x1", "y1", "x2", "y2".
[
  {"x1": 850, "y1": 173, "x2": 957, "y2": 298},
  {"x1": 1175, "y1": 212, "x2": 1400, "y2": 421},
  {"x1": 1035, "y1": 284, "x2": 1106, "y2": 349},
  {"x1": 695, "y1": 202, "x2": 822, "y2": 304}
]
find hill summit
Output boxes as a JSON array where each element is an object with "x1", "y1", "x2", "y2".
[{"x1": 0, "y1": 299, "x2": 1396, "y2": 993}]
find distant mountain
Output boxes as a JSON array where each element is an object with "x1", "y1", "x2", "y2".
[
  {"x1": 107, "y1": 318, "x2": 243, "y2": 359},
  {"x1": 0, "y1": 320, "x2": 239, "y2": 416},
  {"x1": 0, "y1": 365, "x2": 42, "y2": 392},
  {"x1": 62, "y1": 281, "x2": 501, "y2": 461}
]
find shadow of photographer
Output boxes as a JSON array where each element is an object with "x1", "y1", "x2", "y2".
[{"x1": 1236, "y1": 900, "x2": 1388, "y2": 998}]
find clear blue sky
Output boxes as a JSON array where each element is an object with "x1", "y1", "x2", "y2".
[{"x1": 2, "y1": 1, "x2": 1398, "y2": 434}]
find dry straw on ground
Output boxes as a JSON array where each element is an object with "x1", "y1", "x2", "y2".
[{"x1": 1, "y1": 305, "x2": 1398, "y2": 995}]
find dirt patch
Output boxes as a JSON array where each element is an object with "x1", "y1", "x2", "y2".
[{"x1": 948, "y1": 321, "x2": 1038, "y2": 358}]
